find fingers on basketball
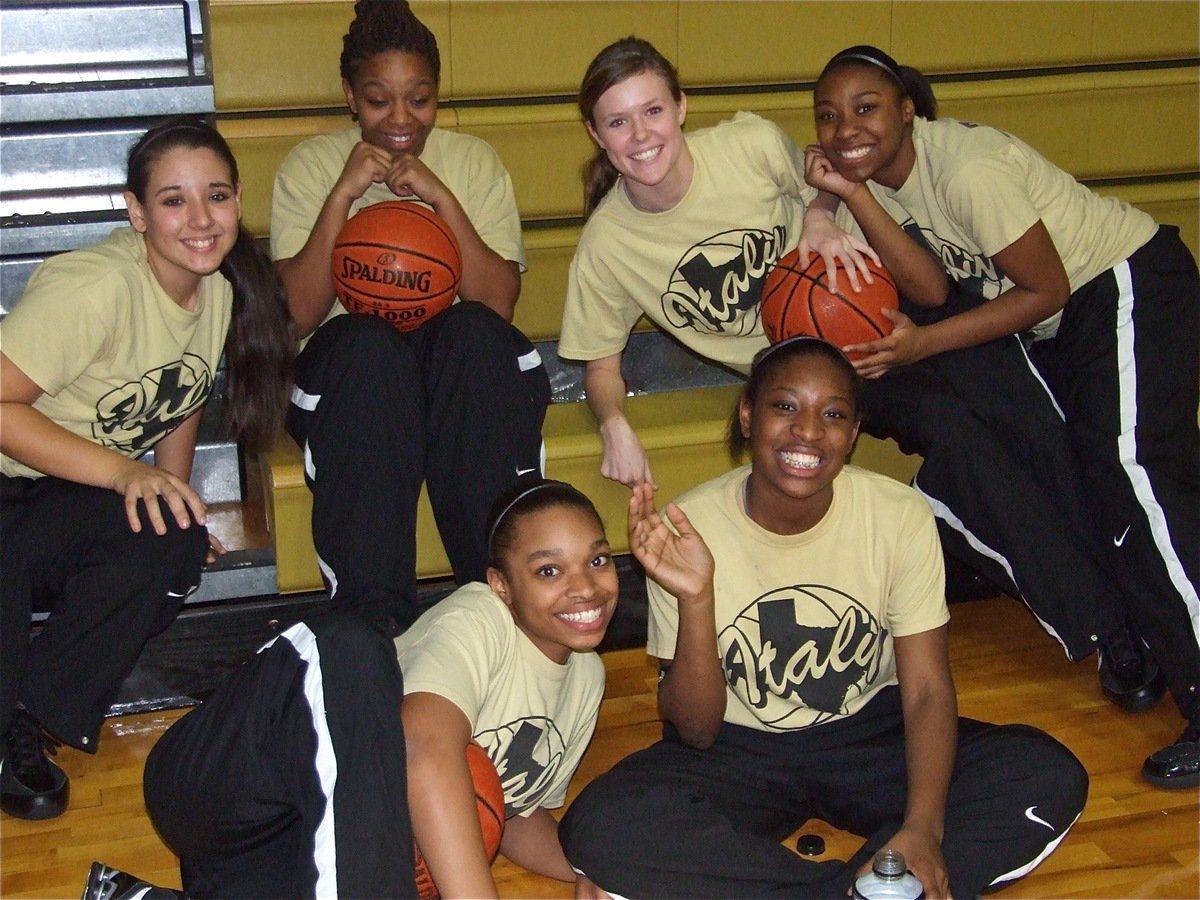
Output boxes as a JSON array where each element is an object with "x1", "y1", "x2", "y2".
[{"x1": 761, "y1": 250, "x2": 898, "y2": 358}]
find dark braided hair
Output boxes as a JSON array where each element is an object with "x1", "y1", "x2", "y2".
[
  {"x1": 126, "y1": 117, "x2": 294, "y2": 453},
  {"x1": 340, "y1": 0, "x2": 440, "y2": 85}
]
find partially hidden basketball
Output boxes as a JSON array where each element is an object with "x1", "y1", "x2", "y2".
[
  {"x1": 412, "y1": 741, "x2": 506, "y2": 899},
  {"x1": 760, "y1": 250, "x2": 898, "y2": 359},
  {"x1": 331, "y1": 201, "x2": 462, "y2": 332}
]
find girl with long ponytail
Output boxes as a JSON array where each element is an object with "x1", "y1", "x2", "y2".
[{"x1": 0, "y1": 116, "x2": 293, "y2": 821}]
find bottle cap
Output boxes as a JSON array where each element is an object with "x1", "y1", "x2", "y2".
[{"x1": 874, "y1": 849, "x2": 908, "y2": 878}]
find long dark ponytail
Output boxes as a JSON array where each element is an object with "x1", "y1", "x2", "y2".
[
  {"x1": 126, "y1": 117, "x2": 294, "y2": 453},
  {"x1": 578, "y1": 37, "x2": 683, "y2": 217}
]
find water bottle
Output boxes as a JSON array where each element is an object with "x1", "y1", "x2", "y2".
[{"x1": 852, "y1": 849, "x2": 925, "y2": 900}]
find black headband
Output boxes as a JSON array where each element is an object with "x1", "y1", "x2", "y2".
[
  {"x1": 822, "y1": 45, "x2": 905, "y2": 89},
  {"x1": 486, "y1": 479, "x2": 599, "y2": 560},
  {"x1": 128, "y1": 119, "x2": 215, "y2": 169},
  {"x1": 751, "y1": 335, "x2": 846, "y2": 372}
]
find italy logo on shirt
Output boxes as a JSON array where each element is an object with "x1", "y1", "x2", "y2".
[
  {"x1": 901, "y1": 220, "x2": 1007, "y2": 299},
  {"x1": 720, "y1": 584, "x2": 886, "y2": 730},
  {"x1": 661, "y1": 226, "x2": 787, "y2": 335}
]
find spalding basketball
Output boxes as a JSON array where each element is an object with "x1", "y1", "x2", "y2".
[
  {"x1": 761, "y1": 250, "x2": 898, "y2": 359},
  {"x1": 331, "y1": 201, "x2": 462, "y2": 332},
  {"x1": 413, "y1": 741, "x2": 506, "y2": 899}
]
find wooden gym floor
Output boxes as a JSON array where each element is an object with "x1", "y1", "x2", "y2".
[{"x1": 1, "y1": 595, "x2": 1196, "y2": 899}]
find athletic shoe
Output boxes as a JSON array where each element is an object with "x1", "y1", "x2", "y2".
[
  {"x1": 1142, "y1": 715, "x2": 1200, "y2": 790},
  {"x1": 1097, "y1": 623, "x2": 1166, "y2": 713},
  {"x1": 81, "y1": 861, "x2": 187, "y2": 900},
  {"x1": 1, "y1": 707, "x2": 69, "y2": 820}
]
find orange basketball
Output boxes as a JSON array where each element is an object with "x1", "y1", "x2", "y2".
[
  {"x1": 761, "y1": 250, "x2": 897, "y2": 359},
  {"x1": 331, "y1": 201, "x2": 462, "y2": 332},
  {"x1": 412, "y1": 741, "x2": 506, "y2": 899}
]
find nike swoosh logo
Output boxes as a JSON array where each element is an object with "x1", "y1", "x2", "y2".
[
  {"x1": 515, "y1": 466, "x2": 538, "y2": 476},
  {"x1": 1025, "y1": 806, "x2": 1054, "y2": 830},
  {"x1": 1114, "y1": 525, "x2": 1131, "y2": 547}
]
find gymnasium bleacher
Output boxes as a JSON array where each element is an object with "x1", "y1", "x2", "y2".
[{"x1": 1, "y1": 0, "x2": 1196, "y2": 712}]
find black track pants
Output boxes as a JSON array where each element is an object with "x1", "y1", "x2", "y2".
[
  {"x1": 1, "y1": 475, "x2": 207, "y2": 750},
  {"x1": 1026, "y1": 227, "x2": 1199, "y2": 716},
  {"x1": 144, "y1": 613, "x2": 417, "y2": 899},
  {"x1": 560, "y1": 688, "x2": 1087, "y2": 900},
  {"x1": 286, "y1": 307, "x2": 550, "y2": 628},
  {"x1": 861, "y1": 328, "x2": 1125, "y2": 662}
]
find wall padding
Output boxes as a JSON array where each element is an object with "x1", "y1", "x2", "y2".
[
  {"x1": 676, "y1": 1, "x2": 889, "y2": 86},
  {"x1": 211, "y1": 2, "x2": 1200, "y2": 112},
  {"x1": 894, "y1": 1, "x2": 1197, "y2": 72},
  {"x1": 1099, "y1": 180, "x2": 1200, "y2": 258},
  {"x1": 447, "y1": 0, "x2": 677, "y2": 99},
  {"x1": 454, "y1": 103, "x2": 589, "y2": 220},
  {"x1": 1084, "y1": 1, "x2": 1199, "y2": 62},
  {"x1": 222, "y1": 68, "x2": 1198, "y2": 238},
  {"x1": 518, "y1": 227, "x2": 577, "y2": 342}
]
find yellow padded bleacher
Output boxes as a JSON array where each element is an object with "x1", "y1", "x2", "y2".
[
  {"x1": 222, "y1": 75, "x2": 1199, "y2": 235},
  {"x1": 210, "y1": 1, "x2": 1200, "y2": 105},
  {"x1": 213, "y1": 1, "x2": 1199, "y2": 232}
]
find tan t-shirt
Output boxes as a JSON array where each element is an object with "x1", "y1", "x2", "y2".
[
  {"x1": 394, "y1": 582, "x2": 605, "y2": 817},
  {"x1": 271, "y1": 126, "x2": 527, "y2": 335},
  {"x1": 868, "y1": 117, "x2": 1156, "y2": 340},
  {"x1": 648, "y1": 465, "x2": 949, "y2": 732},
  {"x1": 560, "y1": 112, "x2": 821, "y2": 375},
  {"x1": 0, "y1": 227, "x2": 232, "y2": 479}
]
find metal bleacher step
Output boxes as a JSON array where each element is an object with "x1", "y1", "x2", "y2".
[{"x1": 0, "y1": 0, "x2": 214, "y2": 312}]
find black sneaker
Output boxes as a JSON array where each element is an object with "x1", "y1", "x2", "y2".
[
  {"x1": 81, "y1": 861, "x2": 187, "y2": 900},
  {"x1": 1, "y1": 707, "x2": 69, "y2": 820},
  {"x1": 1142, "y1": 716, "x2": 1200, "y2": 790},
  {"x1": 1097, "y1": 623, "x2": 1166, "y2": 713}
]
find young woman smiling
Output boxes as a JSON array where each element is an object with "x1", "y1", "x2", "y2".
[
  {"x1": 559, "y1": 337, "x2": 1087, "y2": 899},
  {"x1": 271, "y1": 0, "x2": 550, "y2": 631},
  {"x1": 1, "y1": 118, "x2": 292, "y2": 821},
  {"x1": 807, "y1": 44, "x2": 1199, "y2": 789},
  {"x1": 558, "y1": 36, "x2": 878, "y2": 489},
  {"x1": 143, "y1": 478, "x2": 615, "y2": 898}
]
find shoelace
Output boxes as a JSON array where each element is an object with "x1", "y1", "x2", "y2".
[{"x1": 7, "y1": 712, "x2": 60, "y2": 777}]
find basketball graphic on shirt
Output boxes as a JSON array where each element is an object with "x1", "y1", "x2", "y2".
[
  {"x1": 93, "y1": 353, "x2": 213, "y2": 453},
  {"x1": 661, "y1": 226, "x2": 787, "y2": 335},
  {"x1": 475, "y1": 717, "x2": 566, "y2": 816},
  {"x1": 720, "y1": 585, "x2": 885, "y2": 729}
]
